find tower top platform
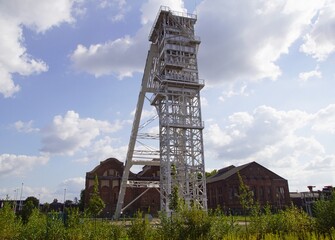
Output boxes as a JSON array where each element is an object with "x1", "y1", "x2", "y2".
[{"x1": 149, "y1": 6, "x2": 197, "y2": 42}]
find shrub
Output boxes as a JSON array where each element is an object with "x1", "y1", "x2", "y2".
[
  {"x1": 159, "y1": 204, "x2": 211, "y2": 240},
  {"x1": 127, "y1": 210, "x2": 158, "y2": 240},
  {"x1": 209, "y1": 209, "x2": 240, "y2": 240},
  {"x1": 46, "y1": 211, "x2": 66, "y2": 240},
  {"x1": 249, "y1": 204, "x2": 313, "y2": 239},
  {"x1": 314, "y1": 191, "x2": 335, "y2": 236},
  {"x1": 21, "y1": 208, "x2": 47, "y2": 240},
  {"x1": 0, "y1": 202, "x2": 23, "y2": 240}
]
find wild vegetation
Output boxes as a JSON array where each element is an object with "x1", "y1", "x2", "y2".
[
  {"x1": 1, "y1": 191, "x2": 335, "y2": 240},
  {"x1": 1, "y1": 175, "x2": 334, "y2": 240}
]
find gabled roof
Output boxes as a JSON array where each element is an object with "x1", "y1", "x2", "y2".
[
  {"x1": 87, "y1": 157, "x2": 123, "y2": 174},
  {"x1": 207, "y1": 162, "x2": 253, "y2": 183},
  {"x1": 206, "y1": 161, "x2": 286, "y2": 184}
]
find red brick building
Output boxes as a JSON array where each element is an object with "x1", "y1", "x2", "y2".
[
  {"x1": 206, "y1": 161, "x2": 290, "y2": 214},
  {"x1": 85, "y1": 158, "x2": 160, "y2": 217},
  {"x1": 85, "y1": 159, "x2": 290, "y2": 217}
]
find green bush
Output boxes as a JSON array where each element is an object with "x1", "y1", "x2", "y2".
[
  {"x1": 209, "y1": 209, "x2": 240, "y2": 240},
  {"x1": 3, "y1": 199, "x2": 335, "y2": 240},
  {"x1": 249, "y1": 204, "x2": 313, "y2": 239},
  {"x1": 159, "y1": 204, "x2": 211, "y2": 240},
  {"x1": 314, "y1": 191, "x2": 335, "y2": 236},
  {"x1": 0, "y1": 202, "x2": 23, "y2": 240},
  {"x1": 127, "y1": 210, "x2": 158, "y2": 240},
  {"x1": 46, "y1": 211, "x2": 66, "y2": 240},
  {"x1": 22, "y1": 208, "x2": 47, "y2": 240}
]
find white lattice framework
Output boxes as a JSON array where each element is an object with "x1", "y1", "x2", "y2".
[{"x1": 114, "y1": 6, "x2": 207, "y2": 219}]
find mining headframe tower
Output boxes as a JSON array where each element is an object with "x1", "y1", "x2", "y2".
[{"x1": 114, "y1": 6, "x2": 207, "y2": 218}]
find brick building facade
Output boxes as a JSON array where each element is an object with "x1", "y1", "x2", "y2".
[
  {"x1": 85, "y1": 158, "x2": 160, "y2": 217},
  {"x1": 85, "y1": 159, "x2": 290, "y2": 217},
  {"x1": 206, "y1": 162, "x2": 290, "y2": 214}
]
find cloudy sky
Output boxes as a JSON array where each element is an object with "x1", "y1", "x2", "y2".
[{"x1": 1, "y1": 0, "x2": 334, "y2": 203}]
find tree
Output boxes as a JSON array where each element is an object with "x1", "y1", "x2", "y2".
[
  {"x1": 205, "y1": 169, "x2": 218, "y2": 178},
  {"x1": 238, "y1": 171, "x2": 254, "y2": 213},
  {"x1": 78, "y1": 189, "x2": 85, "y2": 212},
  {"x1": 169, "y1": 164, "x2": 181, "y2": 212},
  {"x1": 21, "y1": 196, "x2": 39, "y2": 224},
  {"x1": 0, "y1": 202, "x2": 22, "y2": 238},
  {"x1": 238, "y1": 171, "x2": 255, "y2": 236},
  {"x1": 88, "y1": 175, "x2": 105, "y2": 217},
  {"x1": 314, "y1": 190, "x2": 335, "y2": 236}
]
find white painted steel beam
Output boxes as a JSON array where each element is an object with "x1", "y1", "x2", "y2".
[{"x1": 114, "y1": 6, "x2": 207, "y2": 219}]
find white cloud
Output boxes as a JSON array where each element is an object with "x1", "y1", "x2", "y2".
[
  {"x1": 69, "y1": 0, "x2": 185, "y2": 79},
  {"x1": 41, "y1": 110, "x2": 123, "y2": 155},
  {"x1": 219, "y1": 83, "x2": 251, "y2": 102},
  {"x1": 131, "y1": 107, "x2": 156, "y2": 119},
  {"x1": 0, "y1": 154, "x2": 49, "y2": 177},
  {"x1": 140, "y1": 0, "x2": 186, "y2": 25},
  {"x1": 196, "y1": 0, "x2": 325, "y2": 84},
  {"x1": 201, "y1": 96, "x2": 208, "y2": 107},
  {"x1": 299, "y1": 68, "x2": 322, "y2": 82},
  {"x1": 0, "y1": 0, "x2": 79, "y2": 98},
  {"x1": 206, "y1": 106, "x2": 312, "y2": 159},
  {"x1": 311, "y1": 104, "x2": 335, "y2": 134},
  {"x1": 206, "y1": 106, "x2": 310, "y2": 159},
  {"x1": 59, "y1": 177, "x2": 85, "y2": 200},
  {"x1": 14, "y1": 120, "x2": 39, "y2": 133},
  {"x1": 0, "y1": 185, "x2": 51, "y2": 202},
  {"x1": 204, "y1": 104, "x2": 335, "y2": 191},
  {"x1": 70, "y1": 34, "x2": 147, "y2": 78},
  {"x1": 75, "y1": 136, "x2": 128, "y2": 163},
  {"x1": 300, "y1": 1, "x2": 335, "y2": 61},
  {"x1": 98, "y1": 0, "x2": 129, "y2": 22}
]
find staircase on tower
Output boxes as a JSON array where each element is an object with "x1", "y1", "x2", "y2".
[{"x1": 114, "y1": 6, "x2": 207, "y2": 219}]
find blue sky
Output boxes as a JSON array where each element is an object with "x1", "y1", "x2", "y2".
[{"x1": 1, "y1": 0, "x2": 334, "y2": 203}]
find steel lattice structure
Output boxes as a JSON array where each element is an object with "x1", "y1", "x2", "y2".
[{"x1": 114, "y1": 6, "x2": 207, "y2": 219}]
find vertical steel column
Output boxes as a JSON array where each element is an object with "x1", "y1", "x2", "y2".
[
  {"x1": 114, "y1": 6, "x2": 207, "y2": 219},
  {"x1": 149, "y1": 7, "x2": 207, "y2": 213}
]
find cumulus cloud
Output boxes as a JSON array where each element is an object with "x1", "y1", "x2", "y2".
[
  {"x1": 219, "y1": 83, "x2": 251, "y2": 102},
  {"x1": 0, "y1": 154, "x2": 49, "y2": 177},
  {"x1": 196, "y1": 0, "x2": 325, "y2": 84},
  {"x1": 58, "y1": 177, "x2": 85, "y2": 200},
  {"x1": 41, "y1": 110, "x2": 123, "y2": 155},
  {"x1": 75, "y1": 136, "x2": 128, "y2": 163},
  {"x1": 0, "y1": 185, "x2": 51, "y2": 202},
  {"x1": 300, "y1": 1, "x2": 335, "y2": 61},
  {"x1": 0, "y1": 0, "x2": 80, "y2": 98},
  {"x1": 14, "y1": 120, "x2": 39, "y2": 133},
  {"x1": 204, "y1": 104, "x2": 335, "y2": 191},
  {"x1": 299, "y1": 68, "x2": 322, "y2": 82},
  {"x1": 70, "y1": 35, "x2": 147, "y2": 78},
  {"x1": 205, "y1": 106, "x2": 313, "y2": 161},
  {"x1": 98, "y1": 0, "x2": 129, "y2": 22},
  {"x1": 140, "y1": 0, "x2": 186, "y2": 25},
  {"x1": 311, "y1": 104, "x2": 335, "y2": 134},
  {"x1": 70, "y1": 0, "x2": 185, "y2": 79}
]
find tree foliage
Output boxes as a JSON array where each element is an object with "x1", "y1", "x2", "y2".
[
  {"x1": 0, "y1": 202, "x2": 23, "y2": 238},
  {"x1": 314, "y1": 190, "x2": 335, "y2": 235},
  {"x1": 238, "y1": 171, "x2": 254, "y2": 213},
  {"x1": 21, "y1": 196, "x2": 39, "y2": 224},
  {"x1": 78, "y1": 189, "x2": 85, "y2": 212},
  {"x1": 205, "y1": 169, "x2": 218, "y2": 178},
  {"x1": 1, "y1": 199, "x2": 335, "y2": 239},
  {"x1": 87, "y1": 175, "x2": 105, "y2": 217}
]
